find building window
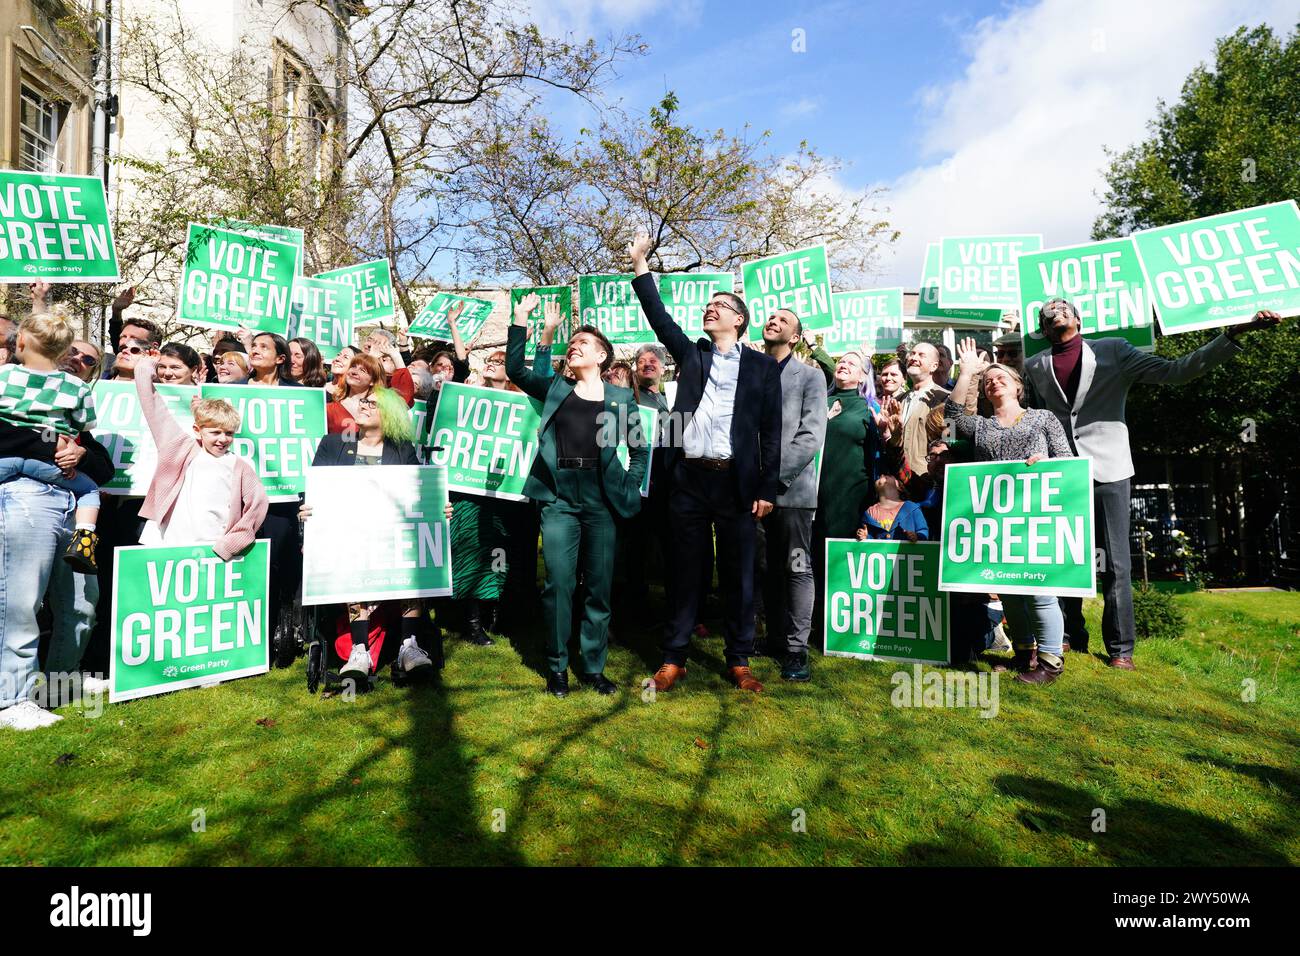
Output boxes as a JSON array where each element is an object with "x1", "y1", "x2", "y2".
[
  {"x1": 278, "y1": 54, "x2": 334, "y2": 182},
  {"x1": 19, "y1": 85, "x2": 68, "y2": 173}
]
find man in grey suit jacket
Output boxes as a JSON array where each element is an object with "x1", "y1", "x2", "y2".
[
  {"x1": 1024, "y1": 298, "x2": 1283, "y2": 669},
  {"x1": 758, "y1": 308, "x2": 828, "y2": 681}
]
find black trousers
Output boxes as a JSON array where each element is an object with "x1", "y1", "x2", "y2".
[
  {"x1": 258, "y1": 502, "x2": 302, "y2": 637},
  {"x1": 663, "y1": 460, "x2": 755, "y2": 668},
  {"x1": 1059, "y1": 477, "x2": 1135, "y2": 658},
  {"x1": 85, "y1": 495, "x2": 144, "y2": 675}
]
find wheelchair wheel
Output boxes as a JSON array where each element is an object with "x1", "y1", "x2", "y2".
[
  {"x1": 306, "y1": 641, "x2": 323, "y2": 694},
  {"x1": 274, "y1": 601, "x2": 300, "y2": 668}
]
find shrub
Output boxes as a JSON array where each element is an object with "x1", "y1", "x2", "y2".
[{"x1": 1133, "y1": 582, "x2": 1187, "y2": 641}]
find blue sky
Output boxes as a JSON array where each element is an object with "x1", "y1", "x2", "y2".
[
  {"x1": 526, "y1": 0, "x2": 1298, "y2": 288},
  {"x1": 552, "y1": 0, "x2": 1001, "y2": 186}
]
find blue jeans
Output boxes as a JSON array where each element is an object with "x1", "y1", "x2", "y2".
[
  {"x1": 0, "y1": 457, "x2": 101, "y2": 511},
  {"x1": 1002, "y1": 593, "x2": 1065, "y2": 663},
  {"x1": 0, "y1": 478, "x2": 76, "y2": 707}
]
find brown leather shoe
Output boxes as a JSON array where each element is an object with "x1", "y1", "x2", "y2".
[
  {"x1": 1108, "y1": 656, "x2": 1136, "y2": 671},
  {"x1": 1015, "y1": 657, "x2": 1063, "y2": 686},
  {"x1": 729, "y1": 666, "x2": 763, "y2": 693},
  {"x1": 647, "y1": 663, "x2": 686, "y2": 692}
]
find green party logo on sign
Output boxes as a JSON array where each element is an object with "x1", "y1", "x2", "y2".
[
  {"x1": 425, "y1": 382, "x2": 542, "y2": 500},
  {"x1": 742, "y1": 244, "x2": 834, "y2": 340},
  {"x1": 1018, "y1": 237, "x2": 1156, "y2": 359},
  {"x1": 0, "y1": 171, "x2": 120, "y2": 282},
  {"x1": 660, "y1": 273, "x2": 733, "y2": 338},
  {"x1": 827, "y1": 288, "x2": 905, "y2": 354},
  {"x1": 110, "y1": 542, "x2": 270, "y2": 703},
  {"x1": 578, "y1": 274, "x2": 649, "y2": 345},
  {"x1": 823, "y1": 539, "x2": 949, "y2": 664},
  {"x1": 177, "y1": 222, "x2": 301, "y2": 334},
  {"x1": 301, "y1": 465, "x2": 453, "y2": 604},
  {"x1": 91, "y1": 381, "x2": 198, "y2": 495},
  {"x1": 316, "y1": 259, "x2": 396, "y2": 326},
  {"x1": 916, "y1": 242, "x2": 1002, "y2": 325},
  {"x1": 287, "y1": 275, "x2": 355, "y2": 360},
  {"x1": 1131, "y1": 200, "x2": 1300, "y2": 335},
  {"x1": 937, "y1": 234, "x2": 1042, "y2": 311},
  {"x1": 201, "y1": 384, "x2": 325, "y2": 501},
  {"x1": 615, "y1": 403, "x2": 658, "y2": 497},
  {"x1": 408, "y1": 291, "x2": 495, "y2": 342},
  {"x1": 511, "y1": 285, "x2": 573, "y2": 359},
  {"x1": 939, "y1": 458, "x2": 1096, "y2": 597}
]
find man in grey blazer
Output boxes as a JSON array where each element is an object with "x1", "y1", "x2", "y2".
[
  {"x1": 758, "y1": 308, "x2": 828, "y2": 681},
  {"x1": 1024, "y1": 298, "x2": 1283, "y2": 669}
]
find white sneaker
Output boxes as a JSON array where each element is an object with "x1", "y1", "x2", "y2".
[
  {"x1": 397, "y1": 637, "x2": 433, "y2": 673},
  {"x1": 0, "y1": 700, "x2": 63, "y2": 730},
  {"x1": 340, "y1": 642, "x2": 372, "y2": 679},
  {"x1": 81, "y1": 675, "x2": 112, "y2": 695}
]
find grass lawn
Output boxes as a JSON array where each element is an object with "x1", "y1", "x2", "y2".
[{"x1": 2, "y1": 589, "x2": 1297, "y2": 866}]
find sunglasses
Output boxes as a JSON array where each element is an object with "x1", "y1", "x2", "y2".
[
  {"x1": 66, "y1": 349, "x2": 97, "y2": 368},
  {"x1": 117, "y1": 342, "x2": 148, "y2": 355}
]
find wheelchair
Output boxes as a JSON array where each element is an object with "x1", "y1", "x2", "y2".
[{"x1": 303, "y1": 602, "x2": 444, "y2": 695}]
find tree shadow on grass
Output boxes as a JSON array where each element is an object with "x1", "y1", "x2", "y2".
[{"x1": 992, "y1": 775, "x2": 1291, "y2": 866}]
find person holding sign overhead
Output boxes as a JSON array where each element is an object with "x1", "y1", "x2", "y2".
[
  {"x1": 505, "y1": 293, "x2": 647, "y2": 698},
  {"x1": 947, "y1": 338, "x2": 1073, "y2": 685},
  {"x1": 628, "y1": 233, "x2": 783, "y2": 694},
  {"x1": 1023, "y1": 298, "x2": 1283, "y2": 670}
]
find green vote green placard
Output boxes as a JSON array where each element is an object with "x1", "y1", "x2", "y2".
[{"x1": 824, "y1": 539, "x2": 950, "y2": 664}]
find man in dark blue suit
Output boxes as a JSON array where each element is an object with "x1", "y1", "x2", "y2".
[{"x1": 628, "y1": 234, "x2": 782, "y2": 693}]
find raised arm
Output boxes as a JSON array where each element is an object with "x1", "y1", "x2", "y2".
[
  {"x1": 943, "y1": 397, "x2": 980, "y2": 439},
  {"x1": 948, "y1": 336, "x2": 987, "y2": 410},
  {"x1": 627, "y1": 233, "x2": 693, "y2": 363},
  {"x1": 1116, "y1": 308, "x2": 1285, "y2": 387},
  {"x1": 446, "y1": 299, "x2": 470, "y2": 362},
  {"x1": 132, "y1": 358, "x2": 192, "y2": 460},
  {"x1": 505, "y1": 293, "x2": 554, "y2": 403}
]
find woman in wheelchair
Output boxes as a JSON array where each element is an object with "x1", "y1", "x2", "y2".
[{"x1": 299, "y1": 387, "x2": 453, "y2": 686}]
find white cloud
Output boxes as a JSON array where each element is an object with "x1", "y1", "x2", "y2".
[
  {"x1": 780, "y1": 96, "x2": 822, "y2": 119},
  {"x1": 874, "y1": 0, "x2": 1298, "y2": 289},
  {"x1": 522, "y1": 0, "x2": 699, "y2": 39}
]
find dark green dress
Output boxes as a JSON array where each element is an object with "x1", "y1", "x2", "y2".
[
  {"x1": 815, "y1": 387, "x2": 882, "y2": 539},
  {"x1": 450, "y1": 493, "x2": 508, "y2": 600}
]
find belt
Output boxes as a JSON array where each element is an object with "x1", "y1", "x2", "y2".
[
  {"x1": 685, "y1": 457, "x2": 732, "y2": 472},
  {"x1": 557, "y1": 457, "x2": 598, "y2": 469}
]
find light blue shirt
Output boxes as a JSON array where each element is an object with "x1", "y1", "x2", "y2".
[{"x1": 683, "y1": 341, "x2": 741, "y2": 459}]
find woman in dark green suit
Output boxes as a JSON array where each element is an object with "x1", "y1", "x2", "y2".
[{"x1": 506, "y1": 294, "x2": 648, "y2": 698}]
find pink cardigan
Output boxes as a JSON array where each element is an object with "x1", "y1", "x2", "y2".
[{"x1": 135, "y1": 365, "x2": 269, "y2": 561}]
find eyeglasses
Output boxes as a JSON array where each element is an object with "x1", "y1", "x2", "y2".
[
  {"x1": 704, "y1": 299, "x2": 741, "y2": 317},
  {"x1": 484, "y1": 358, "x2": 504, "y2": 368},
  {"x1": 357, "y1": 398, "x2": 377, "y2": 410}
]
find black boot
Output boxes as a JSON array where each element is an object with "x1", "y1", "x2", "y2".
[{"x1": 464, "y1": 599, "x2": 494, "y2": 646}]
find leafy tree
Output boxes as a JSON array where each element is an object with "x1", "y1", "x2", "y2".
[
  {"x1": 1093, "y1": 21, "x2": 1300, "y2": 579},
  {"x1": 461, "y1": 92, "x2": 897, "y2": 287}
]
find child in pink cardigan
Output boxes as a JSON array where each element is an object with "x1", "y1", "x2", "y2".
[{"x1": 134, "y1": 358, "x2": 268, "y2": 559}]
